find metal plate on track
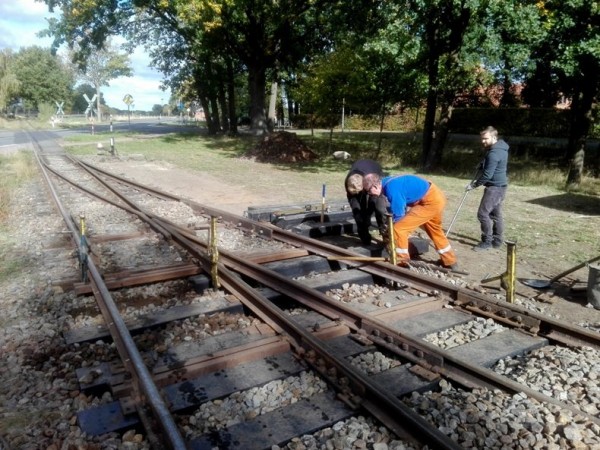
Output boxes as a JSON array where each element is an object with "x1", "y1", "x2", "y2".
[
  {"x1": 371, "y1": 364, "x2": 440, "y2": 397},
  {"x1": 77, "y1": 401, "x2": 140, "y2": 435},
  {"x1": 188, "y1": 391, "x2": 353, "y2": 450},
  {"x1": 448, "y1": 329, "x2": 548, "y2": 367},
  {"x1": 390, "y1": 309, "x2": 473, "y2": 338},
  {"x1": 163, "y1": 353, "x2": 305, "y2": 412}
]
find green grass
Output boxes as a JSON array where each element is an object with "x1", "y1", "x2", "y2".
[
  {"x1": 0, "y1": 151, "x2": 35, "y2": 282},
  {"x1": 62, "y1": 127, "x2": 600, "y2": 196}
]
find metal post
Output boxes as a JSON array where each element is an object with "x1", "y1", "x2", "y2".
[
  {"x1": 506, "y1": 241, "x2": 516, "y2": 303},
  {"x1": 110, "y1": 137, "x2": 115, "y2": 156},
  {"x1": 320, "y1": 184, "x2": 326, "y2": 223},
  {"x1": 79, "y1": 214, "x2": 88, "y2": 282},
  {"x1": 209, "y1": 217, "x2": 220, "y2": 289},
  {"x1": 110, "y1": 121, "x2": 113, "y2": 133},
  {"x1": 387, "y1": 214, "x2": 396, "y2": 266}
]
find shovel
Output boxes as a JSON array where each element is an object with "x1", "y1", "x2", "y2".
[{"x1": 520, "y1": 254, "x2": 600, "y2": 289}]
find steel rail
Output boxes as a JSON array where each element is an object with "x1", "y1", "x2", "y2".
[
  {"x1": 42, "y1": 152, "x2": 600, "y2": 437},
  {"x1": 30, "y1": 139, "x2": 188, "y2": 450},
  {"x1": 261, "y1": 222, "x2": 600, "y2": 350},
  {"x1": 67, "y1": 155, "x2": 600, "y2": 356},
  {"x1": 141, "y1": 210, "x2": 600, "y2": 430},
  {"x1": 72, "y1": 159, "x2": 600, "y2": 349},
  {"x1": 143, "y1": 220, "x2": 461, "y2": 449}
]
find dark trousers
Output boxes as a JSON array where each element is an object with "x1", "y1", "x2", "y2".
[
  {"x1": 348, "y1": 192, "x2": 388, "y2": 244},
  {"x1": 477, "y1": 186, "x2": 507, "y2": 244}
]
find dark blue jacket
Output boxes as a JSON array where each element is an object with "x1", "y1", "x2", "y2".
[{"x1": 475, "y1": 139, "x2": 509, "y2": 187}]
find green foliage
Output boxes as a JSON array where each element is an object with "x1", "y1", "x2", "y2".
[
  {"x1": 473, "y1": 0, "x2": 546, "y2": 105},
  {"x1": 11, "y1": 46, "x2": 74, "y2": 111},
  {"x1": 0, "y1": 49, "x2": 20, "y2": 112},
  {"x1": 344, "y1": 110, "x2": 424, "y2": 132},
  {"x1": 38, "y1": 102, "x2": 55, "y2": 122},
  {"x1": 524, "y1": 0, "x2": 600, "y2": 104}
]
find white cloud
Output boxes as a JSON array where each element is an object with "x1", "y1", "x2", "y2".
[
  {"x1": 0, "y1": 0, "x2": 58, "y2": 50},
  {"x1": 0, "y1": 0, "x2": 170, "y2": 111}
]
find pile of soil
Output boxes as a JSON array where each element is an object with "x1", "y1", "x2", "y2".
[{"x1": 247, "y1": 131, "x2": 319, "y2": 163}]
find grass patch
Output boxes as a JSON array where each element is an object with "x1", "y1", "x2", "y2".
[
  {"x1": 62, "y1": 128, "x2": 599, "y2": 200},
  {"x1": 0, "y1": 151, "x2": 35, "y2": 282},
  {"x1": 0, "y1": 151, "x2": 36, "y2": 222}
]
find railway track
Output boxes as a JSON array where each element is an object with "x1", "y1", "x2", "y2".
[{"x1": 8, "y1": 130, "x2": 599, "y2": 449}]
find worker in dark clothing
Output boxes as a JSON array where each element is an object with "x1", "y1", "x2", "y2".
[
  {"x1": 466, "y1": 126, "x2": 509, "y2": 251},
  {"x1": 345, "y1": 159, "x2": 387, "y2": 245}
]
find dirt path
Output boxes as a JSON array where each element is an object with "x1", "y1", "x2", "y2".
[{"x1": 92, "y1": 156, "x2": 600, "y2": 328}]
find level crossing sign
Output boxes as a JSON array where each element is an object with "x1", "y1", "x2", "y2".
[
  {"x1": 123, "y1": 94, "x2": 134, "y2": 106},
  {"x1": 55, "y1": 101, "x2": 64, "y2": 117},
  {"x1": 83, "y1": 94, "x2": 97, "y2": 118}
]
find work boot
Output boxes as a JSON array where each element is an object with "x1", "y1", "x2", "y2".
[
  {"x1": 472, "y1": 241, "x2": 492, "y2": 251},
  {"x1": 492, "y1": 239, "x2": 503, "y2": 249}
]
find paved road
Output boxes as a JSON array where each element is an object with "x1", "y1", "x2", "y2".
[{"x1": 0, "y1": 118, "x2": 202, "y2": 155}]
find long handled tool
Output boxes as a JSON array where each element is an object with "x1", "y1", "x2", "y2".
[
  {"x1": 520, "y1": 254, "x2": 600, "y2": 289},
  {"x1": 445, "y1": 190, "x2": 470, "y2": 237},
  {"x1": 445, "y1": 161, "x2": 484, "y2": 237}
]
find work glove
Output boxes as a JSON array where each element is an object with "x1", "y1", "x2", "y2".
[{"x1": 465, "y1": 181, "x2": 476, "y2": 192}]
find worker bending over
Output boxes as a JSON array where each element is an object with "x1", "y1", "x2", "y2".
[{"x1": 363, "y1": 173, "x2": 457, "y2": 269}]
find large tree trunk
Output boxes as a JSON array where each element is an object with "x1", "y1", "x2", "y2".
[
  {"x1": 421, "y1": 80, "x2": 439, "y2": 171},
  {"x1": 566, "y1": 58, "x2": 597, "y2": 188},
  {"x1": 95, "y1": 86, "x2": 102, "y2": 122},
  {"x1": 218, "y1": 82, "x2": 229, "y2": 133},
  {"x1": 226, "y1": 60, "x2": 238, "y2": 136},
  {"x1": 199, "y1": 95, "x2": 218, "y2": 135},
  {"x1": 426, "y1": 103, "x2": 453, "y2": 170},
  {"x1": 267, "y1": 82, "x2": 277, "y2": 132},
  {"x1": 248, "y1": 62, "x2": 268, "y2": 134},
  {"x1": 210, "y1": 95, "x2": 221, "y2": 132}
]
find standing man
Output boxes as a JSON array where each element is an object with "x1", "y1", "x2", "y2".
[
  {"x1": 362, "y1": 173, "x2": 457, "y2": 269},
  {"x1": 345, "y1": 159, "x2": 387, "y2": 245},
  {"x1": 466, "y1": 126, "x2": 509, "y2": 251}
]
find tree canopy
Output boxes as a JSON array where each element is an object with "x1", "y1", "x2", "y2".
[
  {"x1": 34, "y1": 0, "x2": 600, "y2": 183},
  {"x1": 10, "y1": 46, "x2": 74, "y2": 112}
]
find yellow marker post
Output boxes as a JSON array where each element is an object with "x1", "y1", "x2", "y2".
[
  {"x1": 387, "y1": 214, "x2": 396, "y2": 266},
  {"x1": 480, "y1": 240, "x2": 517, "y2": 303},
  {"x1": 209, "y1": 216, "x2": 221, "y2": 289}
]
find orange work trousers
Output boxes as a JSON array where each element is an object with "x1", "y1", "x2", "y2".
[{"x1": 393, "y1": 183, "x2": 457, "y2": 267}]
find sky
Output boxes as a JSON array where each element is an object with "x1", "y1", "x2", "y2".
[{"x1": 0, "y1": 0, "x2": 171, "y2": 111}]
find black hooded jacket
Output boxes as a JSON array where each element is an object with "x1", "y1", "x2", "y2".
[{"x1": 475, "y1": 139, "x2": 509, "y2": 187}]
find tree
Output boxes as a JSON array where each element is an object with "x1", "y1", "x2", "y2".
[
  {"x1": 0, "y1": 49, "x2": 20, "y2": 113},
  {"x1": 520, "y1": 1, "x2": 600, "y2": 186},
  {"x1": 72, "y1": 42, "x2": 132, "y2": 121},
  {"x1": 41, "y1": 0, "x2": 384, "y2": 133},
  {"x1": 10, "y1": 46, "x2": 74, "y2": 112}
]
